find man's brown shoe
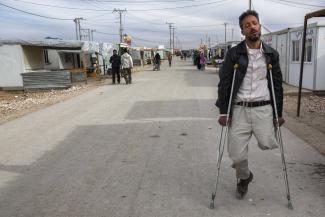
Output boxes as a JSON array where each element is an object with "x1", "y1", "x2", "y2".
[{"x1": 236, "y1": 172, "x2": 253, "y2": 199}]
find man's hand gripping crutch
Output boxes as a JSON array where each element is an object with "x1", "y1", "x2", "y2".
[
  {"x1": 268, "y1": 64, "x2": 293, "y2": 210},
  {"x1": 210, "y1": 64, "x2": 239, "y2": 209}
]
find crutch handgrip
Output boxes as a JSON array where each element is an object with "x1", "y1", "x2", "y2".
[
  {"x1": 268, "y1": 64, "x2": 272, "y2": 70},
  {"x1": 234, "y1": 64, "x2": 239, "y2": 69}
]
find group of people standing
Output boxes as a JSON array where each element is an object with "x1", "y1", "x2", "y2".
[{"x1": 109, "y1": 48, "x2": 133, "y2": 85}]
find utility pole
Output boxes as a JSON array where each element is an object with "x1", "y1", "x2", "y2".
[
  {"x1": 224, "y1": 23, "x2": 227, "y2": 43},
  {"x1": 113, "y1": 8, "x2": 127, "y2": 43},
  {"x1": 249, "y1": 0, "x2": 252, "y2": 10},
  {"x1": 74, "y1": 18, "x2": 83, "y2": 40},
  {"x1": 172, "y1": 27, "x2": 176, "y2": 53},
  {"x1": 91, "y1": 29, "x2": 96, "y2": 41},
  {"x1": 80, "y1": 28, "x2": 90, "y2": 41},
  {"x1": 208, "y1": 36, "x2": 211, "y2": 48},
  {"x1": 166, "y1": 22, "x2": 174, "y2": 54},
  {"x1": 232, "y1": 28, "x2": 234, "y2": 41}
]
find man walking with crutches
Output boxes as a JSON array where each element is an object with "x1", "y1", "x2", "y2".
[{"x1": 212, "y1": 10, "x2": 292, "y2": 209}]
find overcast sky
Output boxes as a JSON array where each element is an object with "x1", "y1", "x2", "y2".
[{"x1": 0, "y1": 0, "x2": 325, "y2": 49}]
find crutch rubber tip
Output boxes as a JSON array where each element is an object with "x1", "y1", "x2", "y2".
[
  {"x1": 288, "y1": 201, "x2": 293, "y2": 210},
  {"x1": 209, "y1": 193, "x2": 215, "y2": 209},
  {"x1": 209, "y1": 201, "x2": 215, "y2": 209}
]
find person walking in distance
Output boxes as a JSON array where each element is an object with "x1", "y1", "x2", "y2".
[
  {"x1": 120, "y1": 48, "x2": 134, "y2": 84},
  {"x1": 154, "y1": 52, "x2": 161, "y2": 70},
  {"x1": 167, "y1": 52, "x2": 172, "y2": 67},
  {"x1": 216, "y1": 10, "x2": 285, "y2": 199},
  {"x1": 109, "y1": 49, "x2": 121, "y2": 84},
  {"x1": 199, "y1": 51, "x2": 206, "y2": 71}
]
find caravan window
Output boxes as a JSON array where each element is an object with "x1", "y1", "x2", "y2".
[
  {"x1": 292, "y1": 40, "x2": 300, "y2": 62},
  {"x1": 304, "y1": 38, "x2": 312, "y2": 63},
  {"x1": 44, "y1": 49, "x2": 50, "y2": 64}
]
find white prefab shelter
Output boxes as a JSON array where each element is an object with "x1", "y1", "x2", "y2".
[
  {"x1": 0, "y1": 44, "x2": 25, "y2": 88},
  {"x1": 262, "y1": 22, "x2": 325, "y2": 91},
  {"x1": 0, "y1": 39, "x2": 83, "y2": 89},
  {"x1": 0, "y1": 40, "x2": 114, "y2": 89},
  {"x1": 262, "y1": 28, "x2": 291, "y2": 83},
  {"x1": 288, "y1": 22, "x2": 325, "y2": 91}
]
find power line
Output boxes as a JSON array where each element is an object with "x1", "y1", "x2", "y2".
[
  {"x1": 0, "y1": 2, "x2": 73, "y2": 20},
  {"x1": 177, "y1": 23, "x2": 225, "y2": 28},
  {"x1": 8, "y1": 0, "x2": 113, "y2": 11},
  {"x1": 95, "y1": 31, "x2": 119, "y2": 36},
  {"x1": 7, "y1": 0, "x2": 230, "y2": 12},
  {"x1": 127, "y1": 0, "x2": 230, "y2": 11},
  {"x1": 84, "y1": 0, "x2": 199, "y2": 3},
  {"x1": 127, "y1": 12, "x2": 165, "y2": 25},
  {"x1": 131, "y1": 35, "x2": 165, "y2": 44},
  {"x1": 265, "y1": 0, "x2": 325, "y2": 8}
]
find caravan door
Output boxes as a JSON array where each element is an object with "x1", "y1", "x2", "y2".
[{"x1": 276, "y1": 33, "x2": 288, "y2": 83}]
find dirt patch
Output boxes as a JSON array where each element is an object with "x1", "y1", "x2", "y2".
[
  {"x1": 284, "y1": 94, "x2": 325, "y2": 134},
  {"x1": 283, "y1": 94, "x2": 325, "y2": 155}
]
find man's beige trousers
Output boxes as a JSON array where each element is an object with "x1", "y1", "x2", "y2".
[{"x1": 227, "y1": 104, "x2": 278, "y2": 179}]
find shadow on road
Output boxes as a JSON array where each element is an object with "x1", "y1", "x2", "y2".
[
  {"x1": 126, "y1": 99, "x2": 217, "y2": 119},
  {"x1": 0, "y1": 120, "x2": 222, "y2": 217}
]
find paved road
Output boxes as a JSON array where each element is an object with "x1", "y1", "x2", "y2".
[{"x1": 0, "y1": 59, "x2": 324, "y2": 217}]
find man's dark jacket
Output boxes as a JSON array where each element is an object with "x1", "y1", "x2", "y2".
[
  {"x1": 216, "y1": 40, "x2": 283, "y2": 118},
  {"x1": 110, "y1": 54, "x2": 121, "y2": 69}
]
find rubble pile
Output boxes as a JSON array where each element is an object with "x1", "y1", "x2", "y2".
[{"x1": 0, "y1": 86, "x2": 85, "y2": 121}]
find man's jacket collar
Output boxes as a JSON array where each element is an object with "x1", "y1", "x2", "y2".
[{"x1": 236, "y1": 40, "x2": 273, "y2": 54}]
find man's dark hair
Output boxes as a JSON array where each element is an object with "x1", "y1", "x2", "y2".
[
  {"x1": 113, "y1": 49, "x2": 117, "y2": 52},
  {"x1": 239, "y1": 10, "x2": 259, "y2": 30}
]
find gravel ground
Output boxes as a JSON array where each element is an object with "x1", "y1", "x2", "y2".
[
  {"x1": 284, "y1": 94, "x2": 325, "y2": 134},
  {"x1": 0, "y1": 81, "x2": 101, "y2": 124}
]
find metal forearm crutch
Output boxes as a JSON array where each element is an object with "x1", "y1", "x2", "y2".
[
  {"x1": 210, "y1": 64, "x2": 239, "y2": 209},
  {"x1": 268, "y1": 64, "x2": 293, "y2": 210}
]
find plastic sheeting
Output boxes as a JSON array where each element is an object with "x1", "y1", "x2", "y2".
[
  {"x1": 81, "y1": 41, "x2": 99, "y2": 53},
  {"x1": 99, "y1": 43, "x2": 112, "y2": 58}
]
